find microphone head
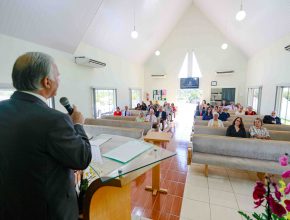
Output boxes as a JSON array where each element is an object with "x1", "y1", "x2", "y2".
[{"x1": 59, "y1": 97, "x2": 70, "y2": 106}]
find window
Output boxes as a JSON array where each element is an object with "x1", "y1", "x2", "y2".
[
  {"x1": 0, "y1": 84, "x2": 55, "y2": 108},
  {"x1": 92, "y1": 88, "x2": 117, "y2": 118},
  {"x1": 275, "y1": 86, "x2": 290, "y2": 125},
  {"x1": 247, "y1": 87, "x2": 262, "y2": 113},
  {"x1": 130, "y1": 89, "x2": 142, "y2": 108},
  {"x1": 0, "y1": 88, "x2": 14, "y2": 101}
]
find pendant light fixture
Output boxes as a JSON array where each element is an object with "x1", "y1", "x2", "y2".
[
  {"x1": 155, "y1": 50, "x2": 160, "y2": 56},
  {"x1": 221, "y1": 43, "x2": 228, "y2": 50},
  {"x1": 131, "y1": 7, "x2": 138, "y2": 39},
  {"x1": 236, "y1": 0, "x2": 246, "y2": 21}
]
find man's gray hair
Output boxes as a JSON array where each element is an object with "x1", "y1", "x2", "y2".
[{"x1": 12, "y1": 52, "x2": 54, "y2": 91}]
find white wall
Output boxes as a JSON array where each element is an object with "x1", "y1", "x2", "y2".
[
  {"x1": 0, "y1": 34, "x2": 144, "y2": 117},
  {"x1": 144, "y1": 4, "x2": 247, "y2": 105},
  {"x1": 246, "y1": 33, "x2": 290, "y2": 115}
]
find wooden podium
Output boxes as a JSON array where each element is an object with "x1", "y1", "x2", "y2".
[{"x1": 81, "y1": 134, "x2": 175, "y2": 220}]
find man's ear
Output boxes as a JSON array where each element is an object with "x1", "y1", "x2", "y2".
[{"x1": 41, "y1": 77, "x2": 51, "y2": 89}]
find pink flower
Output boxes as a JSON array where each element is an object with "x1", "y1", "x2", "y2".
[
  {"x1": 285, "y1": 183, "x2": 290, "y2": 194},
  {"x1": 272, "y1": 183, "x2": 282, "y2": 201},
  {"x1": 267, "y1": 195, "x2": 287, "y2": 217},
  {"x1": 279, "y1": 155, "x2": 289, "y2": 166},
  {"x1": 285, "y1": 200, "x2": 290, "y2": 212},
  {"x1": 282, "y1": 170, "x2": 290, "y2": 178}
]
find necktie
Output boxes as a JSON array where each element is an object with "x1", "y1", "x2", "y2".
[{"x1": 125, "y1": 111, "x2": 127, "y2": 116}]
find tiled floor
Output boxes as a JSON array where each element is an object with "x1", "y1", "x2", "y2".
[
  {"x1": 180, "y1": 164, "x2": 264, "y2": 220},
  {"x1": 130, "y1": 103, "x2": 194, "y2": 220}
]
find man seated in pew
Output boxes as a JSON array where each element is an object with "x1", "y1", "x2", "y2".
[
  {"x1": 218, "y1": 106, "x2": 230, "y2": 121},
  {"x1": 122, "y1": 105, "x2": 132, "y2": 116},
  {"x1": 145, "y1": 108, "x2": 158, "y2": 124},
  {"x1": 155, "y1": 106, "x2": 167, "y2": 131},
  {"x1": 249, "y1": 118, "x2": 271, "y2": 140},
  {"x1": 136, "y1": 111, "x2": 145, "y2": 122},
  {"x1": 235, "y1": 106, "x2": 245, "y2": 115},
  {"x1": 208, "y1": 112, "x2": 224, "y2": 128},
  {"x1": 226, "y1": 117, "x2": 247, "y2": 138},
  {"x1": 113, "y1": 106, "x2": 122, "y2": 116},
  {"x1": 245, "y1": 106, "x2": 257, "y2": 115},
  {"x1": 202, "y1": 107, "x2": 213, "y2": 120},
  {"x1": 263, "y1": 111, "x2": 281, "y2": 124}
]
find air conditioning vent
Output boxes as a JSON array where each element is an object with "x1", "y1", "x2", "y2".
[
  {"x1": 285, "y1": 45, "x2": 290, "y2": 51},
  {"x1": 75, "y1": 56, "x2": 106, "y2": 68},
  {"x1": 216, "y1": 70, "x2": 234, "y2": 76},
  {"x1": 151, "y1": 74, "x2": 166, "y2": 79}
]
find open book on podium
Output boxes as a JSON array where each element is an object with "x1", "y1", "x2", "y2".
[{"x1": 102, "y1": 140, "x2": 152, "y2": 163}]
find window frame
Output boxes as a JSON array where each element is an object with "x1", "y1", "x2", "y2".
[
  {"x1": 92, "y1": 88, "x2": 117, "y2": 118},
  {"x1": 129, "y1": 88, "x2": 142, "y2": 109},
  {"x1": 275, "y1": 85, "x2": 290, "y2": 124},
  {"x1": 247, "y1": 86, "x2": 262, "y2": 114}
]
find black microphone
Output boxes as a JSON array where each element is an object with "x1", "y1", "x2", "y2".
[{"x1": 59, "y1": 97, "x2": 74, "y2": 115}]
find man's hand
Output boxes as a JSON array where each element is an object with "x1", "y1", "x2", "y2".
[{"x1": 71, "y1": 105, "x2": 84, "y2": 125}]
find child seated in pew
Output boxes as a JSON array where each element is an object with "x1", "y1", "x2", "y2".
[{"x1": 226, "y1": 117, "x2": 247, "y2": 138}]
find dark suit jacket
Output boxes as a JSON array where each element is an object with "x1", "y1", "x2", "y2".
[
  {"x1": 0, "y1": 91, "x2": 92, "y2": 220},
  {"x1": 155, "y1": 111, "x2": 167, "y2": 120}
]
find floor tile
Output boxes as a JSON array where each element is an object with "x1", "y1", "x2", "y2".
[
  {"x1": 209, "y1": 189, "x2": 238, "y2": 209},
  {"x1": 186, "y1": 174, "x2": 208, "y2": 188},
  {"x1": 183, "y1": 184, "x2": 209, "y2": 203},
  {"x1": 230, "y1": 178, "x2": 255, "y2": 196},
  {"x1": 180, "y1": 198, "x2": 211, "y2": 220},
  {"x1": 210, "y1": 204, "x2": 242, "y2": 220},
  {"x1": 208, "y1": 176, "x2": 233, "y2": 192}
]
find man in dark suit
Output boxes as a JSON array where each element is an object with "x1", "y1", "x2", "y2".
[
  {"x1": 0, "y1": 52, "x2": 92, "y2": 220},
  {"x1": 155, "y1": 106, "x2": 167, "y2": 131},
  {"x1": 263, "y1": 111, "x2": 282, "y2": 124}
]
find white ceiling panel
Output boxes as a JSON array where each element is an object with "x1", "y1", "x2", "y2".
[
  {"x1": 83, "y1": 0, "x2": 192, "y2": 63},
  {"x1": 0, "y1": 0, "x2": 103, "y2": 53},
  {"x1": 193, "y1": 0, "x2": 290, "y2": 57}
]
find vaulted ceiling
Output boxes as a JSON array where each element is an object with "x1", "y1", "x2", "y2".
[{"x1": 0, "y1": 0, "x2": 289, "y2": 63}]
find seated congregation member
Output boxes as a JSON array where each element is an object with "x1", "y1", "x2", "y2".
[
  {"x1": 213, "y1": 105, "x2": 218, "y2": 113},
  {"x1": 136, "y1": 111, "x2": 145, "y2": 122},
  {"x1": 245, "y1": 106, "x2": 257, "y2": 115},
  {"x1": 208, "y1": 112, "x2": 224, "y2": 128},
  {"x1": 226, "y1": 101, "x2": 237, "y2": 111},
  {"x1": 141, "y1": 101, "x2": 147, "y2": 110},
  {"x1": 150, "y1": 122, "x2": 160, "y2": 132},
  {"x1": 263, "y1": 111, "x2": 281, "y2": 124},
  {"x1": 155, "y1": 106, "x2": 167, "y2": 131},
  {"x1": 235, "y1": 106, "x2": 245, "y2": 115},
  {"x1": 113, "y1": 106, "x2": 122, "y2": 116},
  {"x1": 122, "y1": 105, "x2": 131, "y2": 116},
  {"x1": 202, "y1": 107, "x2": 213, "y2": 120},
  {"x1": 219, "y1": 107, "x2": 230, "y2": 121},
  {"x1": 249, "y1": 118, "x2": 271, "y2": 140},
  {"x1": 145, "y1": 108, "x2": 157, "y2": 124},
  {"x1": 164, "y1": 102, "x2": 172, "y2": 121},
  {"x1": 171, "y1": 103, "x2": 176, "y2": 118},
  {"x1": 226, "y1": 117, "x2": 246, "y2": 138},
  {"x1": 135, "y1": 103, "x2": 142, "y2": 110},
  {"x1": 147, "y1": 100, "x2": 153, "y2": 110}
]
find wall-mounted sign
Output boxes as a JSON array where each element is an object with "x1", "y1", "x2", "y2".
[{"x1": 180, "y1": 77, "x2": 199, "y2": 89}]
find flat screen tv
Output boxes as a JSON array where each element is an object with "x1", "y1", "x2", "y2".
[{"x1": 180, "y1": 77, "x2": 199, "y2": 89}]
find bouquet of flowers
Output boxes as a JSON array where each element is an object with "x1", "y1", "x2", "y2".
[{"x1": 239, "y1": 154, "x2": 290, "y2": 220}]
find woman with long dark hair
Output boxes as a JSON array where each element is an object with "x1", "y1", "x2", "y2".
[{"x1": 226, "y1": 117, "x2": 247, "y2": 138}]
